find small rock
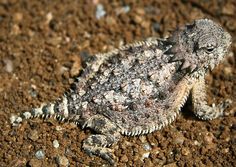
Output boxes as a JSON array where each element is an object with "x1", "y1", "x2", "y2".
[
  {"x1": 222, "y1": 148, "x2": 229, "y2": 153},
  {"x1": 96, "y1": 4, "x2": 106, "y2": 19},
  {"x1": 143, "y1": 143, "x2": 152, "y2": 151},
  {"x1": 139, "y1": 135, "x2": 147, "y2": 143},
  {"x1": 232, "y1": 123, "x2": 236, "y2": 130},
  {"x1": 53, "y1": 140, "x2": 60, "y2": 148},
  {"x1": 181, "y1": 147, "x2": 190, "y2": 156},
  {"x1": 223, "y1": 66, "x2": 233, "y2": 76},
  {"x1": 28, "y1": 130, "x2": 39, "y2": 141},
  {"x1": 3, "y1": 58, "x2": 13, "y2": 73},
  {"x1": 29, "y1": 88, "x2": 38, "y2": 98},
  {"x1": 153, "y1": 22, "x2": 161, "y2": 32},
  {"x1": 105, "y1": 16, "x2": 116, "y2": 25},
  {"x1": 10, "y1": 115, "x2": 22, "y2": 126},
  {"x1": 135, "y1": 8, "x2": 145, "y2": 15},
  {"x1": 46, "y1": 12, "x2": 53, "y2": 24},
  {"x1": 0, "y1": 16, "x2": 3, "y2": 22},
  {"x1": 59, "y1": 66, "x2": 69, "y2": 75},
  {"x1": 225, "y1": 19, "x2": 236, "y2": 31},
  {"x1": 141, "y1": 20, "x2": 150, "y2": 29},
  {"x1": 224, "y1": 136, "x2": 230, "y2": 142},
  {"x1": 203, "y1": 132, "x2": 215, "y2": 145},
  {"x1": 70, "y1": 55, "x2": 82, "y2": 77},
  {"x1": 11, "y1": 24, "x2": 21, "y2": 35},
  {"x1": 46, "y1": 36, "x2": 62, "y2": 46},
  {"x1": 163, "y1": 162, "x2": 177, "y2": 167},
  {"x1": 193, "y1": 140, "x2": 201, "y2": 146},
  {"x1": 120, "y1": 154, "x2": 128, "y2": 163},
  {"x1": 35, "y1": 150, "x2": 45, "y2": 160},
  {"x1": 13, "y1": 12, "x2": 23, "y2": 22},
  {"x1": 222, "y1": 3, "x2": 235, "y2": 15},
  {"x1": 173, "y1": 133, "x2": 185, "y2": 145},
  {"x1": 134, "y1": 15, "x2": 143, "y2": 24},
  {"x1": 55, "y1": 126, "x2": 63, "y2": 131},
  {"x1": 9, "y1": 159, "x2": 27, "y2": 167},
  {"x1": 28, "y1": 158, "x2": 42, "y2": 167},
  {"x1": 56, "y1": 156, "x2": 69, "y2": 167},
  {"x1": 203, "y1": 133, "x2": 217, "y2": 150},
  {"x1": 115, "y1": 5, "x2": 130, "y2": 15},
  {"x1": 141, "y1": 152, "x2": 150, "y2": 161}
]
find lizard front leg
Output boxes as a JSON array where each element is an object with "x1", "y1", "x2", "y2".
[{"x1": 191, "y1": 77, "x2": 230, "y2": 120}]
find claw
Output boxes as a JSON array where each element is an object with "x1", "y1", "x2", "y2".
[
  {"x1": 83, "y1": 144, "x2": 116, "y2": 165},
  {"x1": 101, "y1": 151, "x2": 115, "y2": 165},
  {"x1": 82, "y1": 133, "x2": 119, "y2": 165},
  {"x1": 218, "y1": 99, "x2": 232, "y2": 114}
]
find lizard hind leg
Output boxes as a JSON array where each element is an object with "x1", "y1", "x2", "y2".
[
  {"x1": 82, "y1": 115, "x2": 121, "y2": 164},
  {"x1": 83, "y1": 134, "x2": 118, "y2": 164}
]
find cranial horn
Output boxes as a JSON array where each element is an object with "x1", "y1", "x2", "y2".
[{"x1": 180, "y1": 60, "x2": 191, "y2": 70}]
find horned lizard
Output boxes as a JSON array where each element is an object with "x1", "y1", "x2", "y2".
[{"x1": 11, "y1": 19, "x2": 232, "y2": 164}]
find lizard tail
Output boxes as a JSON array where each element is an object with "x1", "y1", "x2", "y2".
[{"x1": 10, "y1": 95, "x2": 71, "y2": 126}]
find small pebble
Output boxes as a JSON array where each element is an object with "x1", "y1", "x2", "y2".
[
  {"x1": 143, "y1": 143, "x2": 152, "y2": 151},
  {"x1": 120, "y1": 154, "x2": 128, "y2": 163},
  {"x1": 222, "y1": 3, "x2": 235, "y2": 15},
  {"x1": 35, "y1": 150, "x2": 45, "y2": 160},
  {"x1": 153, "y1": 22, "x2": 161, "y2": 32},
  {"x1": 231, "y1": 124, "x2": 236, "y2": 130},
  {"x1": 203, "y1": 133, "x2": 217, "y2": 150},
  {"x1": 141, "y1": 152, "x2": 150, "y2": 161},
  {"x1": 70, "y1": 55, "x2": 82, "y2": 77},
  {"x1": 46, "y1": 12, "x2": 53, "y2": 24},
  {"x1": 28, "y1": 159, "x2": 42, "y2": 167},
  {"x1": 193, "y1": 140, "x2": 201, "y2": 146},
  {"x1": 55, "y1": 126, "x2": 63, "y2": 131},
  {"x1": 105, "y1": 16, "x2": 116, "y2": 25},
  {"x1": 13, "y1": 12, "x2": 23, "y2": 22},
  {"x1": 203, "y1": 132, "x2": 215, "y2": 145},
  {"x1": 116, "y1": 5, "x2": 130, "y2": 15},
  {"x1": 3, "y1": 58, "x2": 13, "y2": 73},
  {"x1": 135, "y1": 8, "x2": 145, "y2": 15},
  {"x1": 28, "y1": 130, "x2": 39, "y2": 141},
  {"x1": 46, "y1": 36, "x2": 62, "y2": 46},
  {"x1": 53, "y1": 140, "x2": 60, "y2": 148},
  {"x1": 222, "y1": 148, "x2": 229, "y2": 153},
  {"x1": 139, "y1": 135, "x2": 147, "y2": 143},
  {"x1": 11, "y1": 24, "x2": 21, "y2": 35},
  {"x1": 122, "y1": 5, "x2": 130, "y2": 13},
  {"x1": 173, "y1": 133, "x2": 185, "y2": 145},
  {"x1": 181, "y1": 147, "x2": 190, "y2": 156},
  {"x1": 134, "y1": 15, "x2": 143, "y2": 24},
  {"x1": 96, "y1": 4, "x2": 106, "y2": 19},
  {"x1": 29, "y1": 87, "x2": 38, "y2": 98},
  {"x1": 223, "y1": 66, "x2": 233, "y2": 76},
  {"x1": 56, "y1": 156, "x2": 69, "y2": 167},
  {"x1": 163, "y1": 162, "x2": 177, "y2": 167}
]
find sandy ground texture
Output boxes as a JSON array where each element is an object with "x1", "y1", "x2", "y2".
[{"x1": 0, "y1": 0, "x2": 236, "y2": 166}]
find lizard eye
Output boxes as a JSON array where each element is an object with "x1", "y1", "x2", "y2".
[
  {"x1": 197, "y1": 34, "x2": 217, "y2": 54},
  {"x1": 205, "y1": 45, "x2": 215, "y2": 53}
]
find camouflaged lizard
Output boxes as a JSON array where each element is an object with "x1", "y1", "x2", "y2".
[{"x1": 11, "y1": 19, "x2": 232, "y2": 164}]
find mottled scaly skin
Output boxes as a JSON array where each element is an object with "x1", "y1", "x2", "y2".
[{"x1": 11, "y1": 19, "x2": 232, "y2": 164}]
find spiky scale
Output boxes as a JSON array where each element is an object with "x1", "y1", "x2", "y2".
[{"x1": 10, "y1": 19, "x2": 231, "y2": 164}]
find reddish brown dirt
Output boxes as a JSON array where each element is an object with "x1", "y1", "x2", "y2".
[{"x1": 0, "y1": 0, "x2": 236, "y2": 167}]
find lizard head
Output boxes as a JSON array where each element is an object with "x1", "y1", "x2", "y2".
[{"x1": 168, "y1": 19, "x2": 232, "y2": 77}]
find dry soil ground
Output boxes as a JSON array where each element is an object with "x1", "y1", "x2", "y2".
[{"x1": 0, "y1": 0, "x2": 236, "y2": 167}]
